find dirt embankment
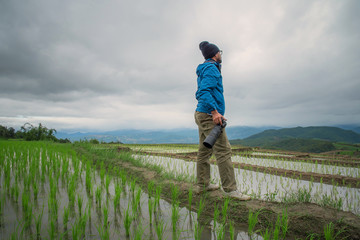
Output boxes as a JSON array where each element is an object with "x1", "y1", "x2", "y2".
[
  {"x1": 245, "y1": 153, "x2": 360, "y2": 168},
  {"x1": 78, "y1": 147, "x2": 360, "y2": 240}
]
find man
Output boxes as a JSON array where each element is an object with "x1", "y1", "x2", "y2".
[{"x1": 195, "y1": 41, "x2": 251, "y2": 200}]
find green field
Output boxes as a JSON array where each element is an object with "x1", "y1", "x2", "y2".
[{"x1": 1, "y1": 140, "x2": 360, "y2": 239}]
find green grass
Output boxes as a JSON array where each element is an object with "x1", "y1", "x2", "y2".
[
  {"x1": 333, "y1": 143, "x2": 360, "y2": 156},
  {"x1": 324, "y1": 222, "x2": 346, "y2": 240}
]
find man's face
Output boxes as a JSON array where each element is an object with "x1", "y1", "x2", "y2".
[{"x1": 214, "y1": 51, "x2": 222, "y2": 63}]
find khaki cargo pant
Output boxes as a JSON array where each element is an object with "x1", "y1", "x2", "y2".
[{"x1": 195, "y1": 111, "x2": 237, "y2": 192}]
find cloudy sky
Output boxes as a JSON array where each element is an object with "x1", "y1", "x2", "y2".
[{"x1": 1, "y1": 0, "x2": 359, "y2": 131}]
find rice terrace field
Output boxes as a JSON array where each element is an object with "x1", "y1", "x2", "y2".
[{"x1": 1, "y1": 140, "x2": 360, "y2": 239}]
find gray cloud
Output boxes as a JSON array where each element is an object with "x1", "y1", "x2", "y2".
[{"x1": 1, "y1": 0, "x2": 359, "y2": 130}]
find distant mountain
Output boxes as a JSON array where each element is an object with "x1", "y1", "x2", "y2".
[
  {"x1": 334, "y1": 124, "x2": 360, "y2": 134},
  {"x1": 231, "y1": 126, "x2": 360, "y2": 152},
  {"x1": 231, "y1": 137, "x2": 337, "y2": 153},
  {"x1": 56, "y1": 125, "x2": 360, "y2": 145},
  {"x1": 245, "y1": 126, "x2": 360, "y2": 143},
  {"x1": 55, "y1": 126, "x2": 276, "y2": 144},
  {"x1": 226, "y1": 126, "x2": 281, "y2": 140}
]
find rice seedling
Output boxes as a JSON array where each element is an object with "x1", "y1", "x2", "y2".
[
  {"x1": 323, "y1": 222, "x2": 346, "y2": 240},
  {"x1": 11, "y1": 184, "x2": 19, "y2": 203},
  {"x1": 105, "y1": 174, "x2": 111, "y2": 193},
  {"x1": 148, "y1": 197, "x2": 154, "y2": 225},
  {"x1": 97, "y1": 223, "x2": 110, "y2": 240},
  {"x1": 68, "y1": 175, "x2": 76, "y2": 207},
  {"x1": 134, "y1": 224, "x2": 144, "y2": 240},
  {"x1": 261, "y1": 228, "x2": 271, "y2": 240},
  {"x1": 221, "y1": 197, "x2": 230, "y2": 223},
  {"x1": 148, "y1": 180, "x2": 155, "y2": 197},
  {"x1": 320, "y1": 194, "x2": 343, "y2": 210},
  {"x1": 63, "y1": 205, "x2": 70, "y2": 229},
  {"x1": 22, "y1": 191, "x2": 30, "y2": 214},
  {"x1": 49, "y1": 194, "x2": 59, "y2": 220},
  {"x1": 273, "y1": 215, "x2": 281, "y2": 240},
  {"x1": 135, "y1": 187, "x2": 142, "y2": 206},
  {"x1": 248, "y1": 208, "x2": 262, "y2": 239},
  {"x1": 22, "y1": 191, "x2": 34, "y2": 228},
  {"x1": 85, "y1": 161, "x2": 93, "y2": 195},
  {"x1": 77, "y1": 209, "x2": 89, "y2": 239},
  {"x1": 100, "y1": 163, "x2": 106, "y2": 184},
  {"x1": 280, "y1": 208, "x2": 288, "y2": 239},
  {"x1": 155, "y1": 185, "x2": 162, "y2": 210},
  {"x1": 171, "y1": 184, "x2": 180, "y2": 205},
  {"x1": 229, "y1": 220, "x2": 235, "y2": 240},
  {"x1": 95, "y1": 185, "x2": 102, "y2": 207},
  {"x1": 120, "y1": 170, "x2": 127, "y2": 188},
  {"x1": 130, "y1": 187, "x2": 142, "y2": 220},
  {"x1": 197, "y1": 197, "x2": 206, "y2": 217},
  {"x1": 130, "y1": 178, "x2": 137, "y2": 198},
  {"x1": 155, "y1": 218, "x2": 167, "y2": 240},
  {"x1": 61, "y1": 157, "x2": 69, "y2": 181},
  {"x1": 103, "y1": 205, "x2": 109, "y2": 229},
  {"x1": 296, "y1": 187, "x2": 312, "y2": 203},
  {"x1": 113, "y1": 183, "x2": 121, "y2": 212},
  {"x1": 77, "y1": 194, "x2": 83, "y2": 216},
  {"x1": 9, "y1": 220, "x2": 24, "y2": 240},
  {"x1": 71, "y1": 221, "x2": 80, "y2": 240},
  {"x1": 194, "y1": 220, "x2": 204, "y2": 240},
  {"x1": 124, "y1": 205, "x2": 132, "y2": 237},
  {"x1": 115, "y1": 181, "x2": 122, "y2": 199},
  {"x1": 48, "y1": 217, "x2": 56, "y2": 240},
  {"x1": 32, "y1": 181, "x2": 38, "y2": 201},
  {"x1": 216, "y1": 223, "x2": 226, "y2": 240},
  {"x1": 35, "y1": 208, "x2": 44, "y2": 238},
  {"x1": 171, "y1": 201, "x2": 180, "y2": 233}
]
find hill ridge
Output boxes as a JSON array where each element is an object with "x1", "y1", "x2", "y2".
[{"x1": 244, "y1": 126, "x2": 360, "y2": 144}]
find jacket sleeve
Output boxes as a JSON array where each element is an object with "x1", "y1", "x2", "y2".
[{"x1": 196, "y1": 65, "x2": 220, "y2": 112}]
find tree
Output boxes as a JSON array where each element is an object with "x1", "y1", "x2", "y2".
[
  {"x1": 0, "y1": 125, "x2": 7, "y2": 138},
  {"x1": 0, "y1": 123, "x2": 69, "y2": 143},
  {"x1": 20, "y1": 123, "x2": 58, "y2": 141},
  {"x1": 0, "y1": 125, "x2": 16, "y2": 139}
]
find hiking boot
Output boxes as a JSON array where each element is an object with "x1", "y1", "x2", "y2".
[
  {"x1": 224, "y1": 190, "x2": 251, "y2": 201},
  {"x1": 205, "y1": 183, "x2": 220, "y2": 191}
]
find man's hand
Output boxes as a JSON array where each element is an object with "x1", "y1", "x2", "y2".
[{"x1": 211, "y1": 110, "x2": 227, "y2": 125}]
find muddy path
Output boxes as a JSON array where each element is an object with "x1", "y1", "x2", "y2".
[
  {"x1": 78, "y1": 146, "x2": 360, "y2": 240},
  {"x1": 137, "y1": 150, "x2": 360, "y2": 189},
  {"x1": 241, "y1": 153, "x2": 360, "y2": 168},
  {"x1": 243, "y1": 153, "x2": 360, "y2": 168}
]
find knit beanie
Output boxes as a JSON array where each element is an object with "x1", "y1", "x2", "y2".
[{"x1": 199, "y1": 41, "x2": 220, "y2": 59}]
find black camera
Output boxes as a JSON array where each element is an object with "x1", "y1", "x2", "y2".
[{"x1": 203, "y1": 120, "x2": 227, "y2": 148}]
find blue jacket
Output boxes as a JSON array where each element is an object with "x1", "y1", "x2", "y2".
[{"x1": 195, "y1": 60, "x2": 225, "y2": 115}]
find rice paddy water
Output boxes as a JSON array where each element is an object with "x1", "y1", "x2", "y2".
[
  {"x1": 133, "y1": 154, "x2": 360, "y2": 215},
  {"x1": 0, "y1": 141, "x2": 266, "y2": 239}
]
